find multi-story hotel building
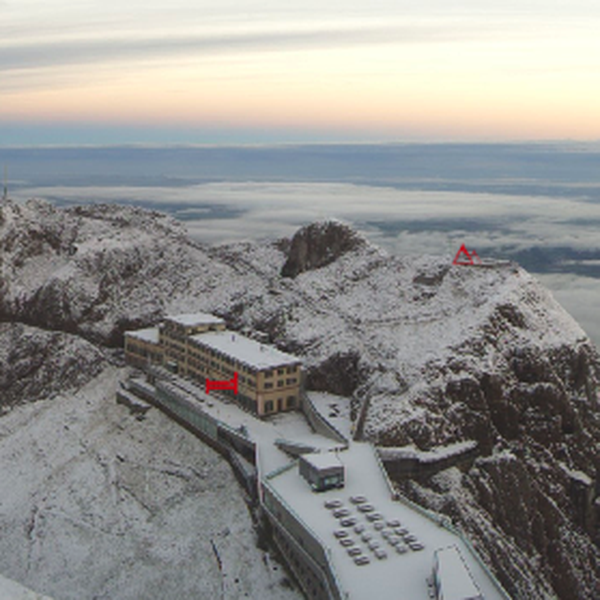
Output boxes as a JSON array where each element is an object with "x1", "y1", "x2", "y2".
[
  {"x1": 123, "y1": 327, "x2": 163, "y2": 369},
  {"x1": 124, "y1": 313, "x2": 302, "y2": 417},
  {"x1": 159, "y1": 313, "x2": 226, "y2": 371}
]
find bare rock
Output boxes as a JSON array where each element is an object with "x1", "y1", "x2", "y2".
[{"x1": 281, "y1": 220, "x2": 366, "y2": 278}]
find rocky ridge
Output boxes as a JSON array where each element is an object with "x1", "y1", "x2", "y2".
[{"x1": 1, "y1": 197, "x2": 600, "y2": 598}]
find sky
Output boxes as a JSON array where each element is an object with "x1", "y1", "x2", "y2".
[{"x1": 2, "y1": 0, "x2": 600, "y2": 145}]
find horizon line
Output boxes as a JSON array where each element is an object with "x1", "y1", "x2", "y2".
[{"x1": 1, "y1": 139, "x2": 600, "y2": 151}]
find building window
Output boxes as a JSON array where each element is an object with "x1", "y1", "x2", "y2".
[
  {"x1": 286, "y1": 378, "x2": 297, "y2": 385},
  {"x1": 277, "y1": 381, "x2": 284, "y2": 388},
  {"x1": 287, "y1": 396, "x2": 295, "y2": 408},
  {"x1": 265, "y1": 382, "x2": 273, "y2": 389},
  {"x1": 265, "y1": 401, "x2": 274, "y2": 412},
  {"x1": 278, "y1": 368, "x2": 285, "y2": 375}
]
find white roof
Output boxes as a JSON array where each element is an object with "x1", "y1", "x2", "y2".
[
  {"x1": 268, "y1": 443, "x2": 507, "y2": 600},
  {"x1": 142, "y1": 370, "x2": 507, "y2": 600},
  {"x1": 126, "y1": 327, "x2": 160, "y2": 344},
  {"x1": 165, "y1": 313, "x2": 225, "y2": 327},
  {"x1": 435, "y1": 545, "x2": 483, "y2": 600},
  {"x1": 301, "y1": 451, "x2": 343, "y2": 471},
  {"x1": 189, "y1": 331, "x2": 301, "y2": 370}
]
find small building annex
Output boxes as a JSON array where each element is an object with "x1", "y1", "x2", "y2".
[{"x1": 124, "y1": 312, "x2": 302, "y2": 417}]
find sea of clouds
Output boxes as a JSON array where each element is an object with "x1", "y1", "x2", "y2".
[{"x1": 3, "y1": 143, "x2": 600, "y2": 345}]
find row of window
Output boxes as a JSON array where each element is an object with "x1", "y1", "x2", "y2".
[
  {"x1": 126, "y1": 344, "x2": 162, "y2": 363},
  {"x1": 187, "y1": 360, "x2": 258, "y2": 387},
  {"x1": 264, "y1": 396, "x2": 296, "y2": 413},
  {"x1": 274, "y1": 526, "x2": 328, "y2": 600},
  {"x1": 264, "y1": 378, "x2": 298, "y2": 390},
  {"x1": 161, "y1": 337, "x2": 186, "y2": 349},
  {"x1": 264, "y1": 365, "x2": 298, "y2": 378},
  {"x1": 136, "y1": 335, "x2": 300, "y2": 392},
  {"x1": 160, "y1": 326, "x2": 186, "y2": 342}
]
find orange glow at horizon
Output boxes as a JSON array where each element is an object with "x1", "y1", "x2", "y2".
[{"x1": 3, "y1": 28, "x2": 600, "y2": 142}]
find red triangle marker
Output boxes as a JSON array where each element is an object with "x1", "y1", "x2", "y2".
[{"x1": 453, "y1": 244, "x2": 474, "y2": 265}]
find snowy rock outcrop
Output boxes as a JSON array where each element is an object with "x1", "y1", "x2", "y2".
[
  {"x1": 0, "y1": 323, "x2": 106, "y2": 410},
  {"x1": 2, "y1": 197, "x2": 600, "y2": 598},
  {"x1": 280, "y1": 220, "x2": 366, "y2": 278}
]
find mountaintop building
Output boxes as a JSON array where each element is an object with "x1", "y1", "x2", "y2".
[{"x1": 124, "y1": 313, "x2": 302, "y2": 417}]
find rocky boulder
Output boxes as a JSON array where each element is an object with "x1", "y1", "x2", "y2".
[
  {"x1": 0, "y1": 323, "x2": 106, "y2": 410},
  {"x1": 281, "y1": 220, "x2": 366, "y2": 278}
]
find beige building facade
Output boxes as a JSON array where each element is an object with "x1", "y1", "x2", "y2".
[
  {"x1": 124, "y1": 327, "x2": 163, "y2": 368},
  {"x1": 124, "y1": 313, "x2": 302, "y2": 417}
]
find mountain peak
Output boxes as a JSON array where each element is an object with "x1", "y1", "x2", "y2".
[{"x1": 281, "y1": 219, "x2": 368, "y2": 278}]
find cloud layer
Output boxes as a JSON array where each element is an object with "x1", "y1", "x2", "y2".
[
  {"x1": 3, "y1": 2, "x2": 600, "y2": 142},
  {"x1": 4, "y1": 143, "x2": 599, "y2": 344}
]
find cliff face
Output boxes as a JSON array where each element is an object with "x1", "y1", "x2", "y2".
[
  {"x1": 2, "y1": 199, "x2": 600, "y2": 598},
  {"x1": 281, "y1": 220, "x2": 366, "y2": 278},
  {"x1": 0, "y1": 323, "x2": 106, "y2": 410}
]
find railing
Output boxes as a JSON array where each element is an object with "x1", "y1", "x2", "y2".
[
  {"x1": 261, "y1": 479, "x2": 346, "y2": 600},
  {"x1": 265, "y1": 460, "x2": 297, "y2": 480},
  {"x1": 134, "y1": 368, "x2": 509, "y2": 600},
  {"x1": 301, "y1": 390, "x2": 348, "y2": 446},
  {"x1": 432, "y1": 515, "x2": 513, "y2": 600},
  {"x1": 352, "y1": 393, "x2": 371, "y2": 441},
  {"x1": 206, "y1": 372, "x2": 238, "y2": 394},
  {"x1": 371, "y1": 446, "x2": 512, "y2": 599}
]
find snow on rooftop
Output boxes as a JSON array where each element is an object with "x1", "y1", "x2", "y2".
[
  {"x1": 301, "y1": 451, "x2": 343, "y2": 471},
  {"x1": 308, "y1": 391, "x2": 352, "y2": 439},
  {"x1": 133, "y1": 369, "x2": 507, "y2": 600},
  {"x1": 125, "y1": 327, "x2": 160, "y2": 344},
  {"x1": 165, "y1": 312, "x2": 225, "y2": 327},
  {"x1": 434, "y1": 545, "x2": 483, "y2": 600},
  {"x1": 147, "y1": 371, "x2": 339, "y2": 475},
  {"x1": 268, "y1": 442, "x2": 508, "y2": 600},
  {"x1": 190, "y1": 331, "x2": 301, "y2": 370},
  {"x1": 378, "y1": 441, "x2": 477, "y2": 464}
]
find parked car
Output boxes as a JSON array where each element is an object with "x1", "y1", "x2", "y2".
[
  {"x1": 349, "y1": 495, "x2": 368, "y2": 504},
  {"x1": 366, "y1": 512, "x2": 383, "y2": 522}
]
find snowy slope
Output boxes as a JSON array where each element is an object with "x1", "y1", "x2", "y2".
[
  {"x1": 1, "y1": 199, "x2": 600, "y2": 598},
  {"x1": 0, "y1": 366, "x2": 301, "y2": 600}
]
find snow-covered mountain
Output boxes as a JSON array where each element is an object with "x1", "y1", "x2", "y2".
[{"x1": 1, "y1": 197, "x2": 599, "y2": 599}]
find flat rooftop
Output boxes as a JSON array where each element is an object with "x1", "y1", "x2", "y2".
[
  {"x1": 165, "y1": 313, "x2": 225, "y2": 327},
  {"x1": 149, "y1": 372, "x2": 339, "y2": 475},
  {"x1": 268, "y1": 442, "x2": 508, "y2": 600},
  {"x1": 126, "y1": 327, "x2": 160, "y2": 344},
  {"x1": 140, "y1": 376, "x2": 508, "y2": 600},
  {"x1": 190, "y1": 331, "x2": 301, "y2": 370},
  {"x1": 301, "y1": 451, "x2": 343, "y2": 471},
  {"x1": 435, "y1": 545, "x2": 483, "y2": 600}
]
